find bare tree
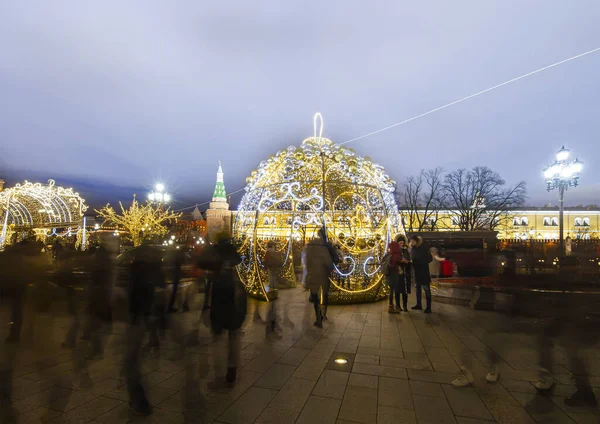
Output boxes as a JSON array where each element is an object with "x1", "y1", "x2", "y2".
[
  {"x1": 398, "y1": 167, "x2": 445, "y2": 232},
  {"x1": 442, "y1": 167, "x2": 526, "y2": 231}
]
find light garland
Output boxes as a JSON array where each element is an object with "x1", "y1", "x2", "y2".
[
  {"x1": 0, "y1": 180, "x2": 87, "y2": 248},
  {"x1": 233, "y1": 114, "x2": 401, "y2": 303}
]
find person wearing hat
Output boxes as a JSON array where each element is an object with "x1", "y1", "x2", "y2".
[
  {"x1": 409, "y1": 235, "x2": 433, "y2": 313},
  {"x1": 386, "y1": 234, "x2": 410, "y2": 313}
]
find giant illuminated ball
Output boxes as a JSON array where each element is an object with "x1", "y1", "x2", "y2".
[{"x1": 233, "y1": 118, "x2": 401, "y2": 303}]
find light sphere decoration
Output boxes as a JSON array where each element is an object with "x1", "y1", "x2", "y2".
[{"x1": 233, "y1": 114, "x2": 401, "y2": 303}]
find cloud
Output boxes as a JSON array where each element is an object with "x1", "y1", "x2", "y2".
[{"x1": 1, "y1": 1, "x2": 599, "y2": 208}]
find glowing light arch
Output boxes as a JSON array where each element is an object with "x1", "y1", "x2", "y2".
[
  {"x1": 0, "y1": 180, "x2": 88, "y2": 247},
  {"x1": 233, "y1": 114, "x2": 401, "y2": 303}
]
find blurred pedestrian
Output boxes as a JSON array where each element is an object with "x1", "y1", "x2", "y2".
[
  {"x1": 409, "y1": 235, "x2": 433, "y2": 313},
  {"x1": 1, "y1": 236, "x2": 46, "y2": 343},
  {"x1": 302, "y1": 230, "x2": 333, "y2": 328},
  {"x1": 198, "y1": 232, "x2": 247, "y2": 387},
  {"x1": 124, "y1": 237, "x2": 164, "y2": 416},
  {"x1": 318, "y1": 227, "x2": 337, "y2": 321},
  {"x1": 264, "y1": 241, "x2": 283, "y2": 336},
  {"x1": 429, "y1": 247, "x2": 445, "y2": 280},
  {"x1": 86, "y1": 241, "x2": 114, "y2": 359},
  {"x1": 167, "y1": 246, "x2": 185, "y2": 313}
]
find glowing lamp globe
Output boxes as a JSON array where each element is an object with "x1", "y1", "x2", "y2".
[
  {"x1": 556, "y1": 147, "x2": 570, "y2": 162},
  {"x1": 233, "y1": 114, "x2": 401, "y2": 303}
]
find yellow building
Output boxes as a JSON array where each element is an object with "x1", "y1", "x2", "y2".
[{"x1": 400, "y1": 208, "x2": 600, "y2": 240}]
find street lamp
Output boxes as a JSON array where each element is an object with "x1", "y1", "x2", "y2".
[
  {"x1": 148, "y1": 183, "x2": 171, "y2": 204},
  {"x1": 543, "y1": 146, "x2": 583, "y2": 257}
]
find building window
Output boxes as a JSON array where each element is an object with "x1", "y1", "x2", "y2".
[
  {"x1": 583, "y1": 217, "x2": 590, "y2": 227},
  {"x1": 551, "y1": 217, "x2": 559, "y2": 226},
  {"x1": 425, "y1": 217, "x2": 436, "y2": 227},
  {"x1": 513, "y1": 217, "x2": 521, "y2": 226},
  {"x1": 543, "y1": 217, "x2": 551, "y2": 226},
  {"x1": 451, "y1": 216, "x2": 460, "y2": 226},
  {"x1": 521, "y1": 217, "x2": 529, "y2": 226},
  {"x1": 574, "y1": 217, "x2": 582, "y2": 227}
]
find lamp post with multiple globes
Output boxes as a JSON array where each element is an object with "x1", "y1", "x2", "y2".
[
  {"x1": 148, "y1": 183, "x2": 171, "y2": 206},
  {"x1": 543, "y1": 146, "x2": 583, "y2": 257}
]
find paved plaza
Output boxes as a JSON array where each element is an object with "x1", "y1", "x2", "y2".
[{"x1": 1, "y1": 286, "x2": 599, "y2": 424}]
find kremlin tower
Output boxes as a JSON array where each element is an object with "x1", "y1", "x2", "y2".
[{"x1": 205, "y1": 161, "x2": 232, "y2": 241}]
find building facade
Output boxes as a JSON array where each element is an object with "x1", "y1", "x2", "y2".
[{"x1": 400, "y1": 208, "x2": 600, "y2": 240}]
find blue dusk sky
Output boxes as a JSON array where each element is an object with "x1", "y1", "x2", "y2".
[{"x1": 1, "y1": 1, "x2": 599, "y2": 211}]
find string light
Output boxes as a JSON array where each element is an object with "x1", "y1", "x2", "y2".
[
  {"x1": 0, "y1": 179, "x2": 87, "y2": 248},
  {"x1": 233, "y1": 114, "x2": 401, "y2": 303},
  {"x1": 95, "y1": 195, "x2": 181, "y2": 247}
]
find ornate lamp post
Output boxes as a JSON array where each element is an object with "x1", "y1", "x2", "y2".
[
  {"x1": 148, "y1": 183, "x2": 171, "y2": 205},
  {"x1": 543, "y1": 146, "x2": 583, "y2": 257}
]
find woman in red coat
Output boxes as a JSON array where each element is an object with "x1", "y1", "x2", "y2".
[{"x1": 386, "y1": 234, "x2": 409, "y2": 313}]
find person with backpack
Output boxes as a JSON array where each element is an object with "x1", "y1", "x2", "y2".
[{"x1": 409, "y1": 235, "x2": 433, "y2": 313}]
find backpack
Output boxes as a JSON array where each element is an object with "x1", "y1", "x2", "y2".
[
  {"x1": 265, "y1": 250, "x2": 283, "y2": 268},
  {"x1": 210, "y1": 260, "x2": 247, "y2": 332},
  {"x1": 381, "y1": 254, "x2": 392, "y2": 276}
]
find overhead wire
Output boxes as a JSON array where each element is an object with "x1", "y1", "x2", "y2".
[{"x1": 174, "y1": 47, "x2": 600, "y2": 213}]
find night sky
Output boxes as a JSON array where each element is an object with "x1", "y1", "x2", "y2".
[{"x1": 1, "y1": 1, "x2": 599, "y2": 212}]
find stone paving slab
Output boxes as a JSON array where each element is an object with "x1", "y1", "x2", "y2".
[{"x1": 1, "y1": 286, "x2": 599, "y2": 423}]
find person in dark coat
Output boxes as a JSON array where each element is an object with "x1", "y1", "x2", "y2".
[
  {"x1": 86, "y1": 243, "x2": 113, "y2": 358},
  {"x1": 1, "y1": 238, "x2": 46, "y2": 343},
  {"x1": 197, "y1": 232, "x2": 246, "y2": 387},
  {"x1": 409, "y1": 235, "x2": 433, "y2": 313},
  {"x1": 385, "y1": 235, "x2": 404, "y2": 313},
  {"x1": 167, "y1": 246, "x2": 185, "y2": 313},
  {"x1": 302, "y1": 231, "x2": 334, "y2": 328},
  {"x1": 397, "y1": 235, "x2": 412, "y2": 311},
  {"x1": 124, "y1": 238, "x2": 164, "y2": 416},
  {"x1": 317, "y1": 227, "x2": 337, "y2": 320}
]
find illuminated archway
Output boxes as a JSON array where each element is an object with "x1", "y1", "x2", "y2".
[{"x1": 0, "y1": 180, "x2": 88, "y2": 247}]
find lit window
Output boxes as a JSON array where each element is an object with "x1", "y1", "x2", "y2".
[
  {"x1": 551, "y1": 217, "x2": 559, "y2": 226},
  {"x1": 451, "y1": 216, "x2": 460, "y2": 226},
  {"x1": 513, "y1": 217, "x2": 521, "y2": 226},
  {"x1": 543, "y1": 217, "x2": 551, "y2": 226},
  {"x1": 574, "y1": 218, "x2": 582, "y2": 227},
  {"x1": 521, "y1": 217, "x2": 529, "y2": 226},
  {"x1": 583, "y1": 217, "x2": 590, "y2": 227}
]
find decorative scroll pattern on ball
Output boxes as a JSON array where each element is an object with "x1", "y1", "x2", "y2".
[{"x1": 233, "y1": 115, "x2": 401, "y2": 303}]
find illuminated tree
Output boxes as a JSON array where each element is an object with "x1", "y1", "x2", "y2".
[{"x1": 96, "y1": 195, "x2": 181, "y2": 246}]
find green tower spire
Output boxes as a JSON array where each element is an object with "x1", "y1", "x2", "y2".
[{"x1": 212, "y1": 161, "x2": 227, "y2": 202}]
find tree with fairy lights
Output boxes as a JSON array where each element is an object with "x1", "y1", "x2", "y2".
[{"x1": 96, "y1": 195, "x2": 181, "y2": 247}]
